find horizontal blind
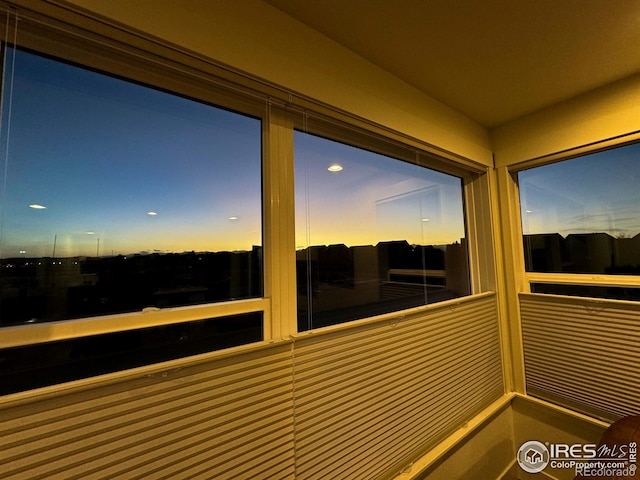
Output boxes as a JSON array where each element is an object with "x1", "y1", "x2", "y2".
[
  {"x1": 520, "y1": 293, "x2": 640, "y2": 421},
  {"x1": 291, "y1": 294, "x2": 504, "y2": 480},
  {"x1": 0, "y1": 344, "x2": 295, "y2": 480}
]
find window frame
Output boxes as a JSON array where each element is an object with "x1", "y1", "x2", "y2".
[
  {"x1": 0, "y1": 2, "x2": 497, "y2": 369},
  {"x1": 510, "y1": 135, "x2": 640, "y2": 298},
  {"x1": 289, "y1": 111, "x2": 493, "y2": 332},
  {"x1": 0, "y1": 9, "x2": 275, "y2": 352}
]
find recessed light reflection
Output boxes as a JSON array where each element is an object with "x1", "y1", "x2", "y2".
[
  {"x1": 328, "y1": 164, "x2": 343, "y2": 172},
  {"x1": 228, "y1": 216, "x2": 239, "y2": 221},
  {"x1": 147, "y1": 211, "x2": 158, "y2": 216},
  {"x1": 29, "y1": 204, "x2": 46, "y2": 209},
  {"x1": 421, "y1": 218, "x2": 431, "y2": 222}
]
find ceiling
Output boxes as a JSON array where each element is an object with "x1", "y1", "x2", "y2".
[{"x1": 264, "y1": 0, "x2": 640, "y2": 128}]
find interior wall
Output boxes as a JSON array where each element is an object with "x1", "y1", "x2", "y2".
[
  {"x1": 492, "y1": 72, "x2": 640, "y2": 167},
  {"x1": 54, "y1": 0, "x2": 492, "y2": 166}
]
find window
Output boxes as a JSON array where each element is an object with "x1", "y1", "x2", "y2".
[
  {"x1": 518, "y1": 141, "x2": 640, "y2": 300},
  {"x1": 0, "y1": 47, "x2": 263, "y2": 326},
  {"x1": 0, "y1": 311, "x2": 263, "y2": 395},
  {"x1": 295, "y1": 131, "x2": 470, "y2": 330}
]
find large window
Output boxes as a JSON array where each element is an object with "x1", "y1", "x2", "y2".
[
  {"x1": 518, "y1": 141, "x2": 640, "y2": 299},
  {"x1": 0, "y1": 47, "x2": 263, "y2": 327},
  {"x1": 295, "y1": 131, "x2": 470, "y2": 330},
  {"x1": 0, "y1": 10, "x2": 490, "y2": 396}
]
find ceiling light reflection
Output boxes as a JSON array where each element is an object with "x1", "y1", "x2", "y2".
[
  {"x1": 328, "y1": 164, "x2": 343, "y2": 172},
  {"x1": 29, "y1": 204, "x2": 46, "y2": 209}
]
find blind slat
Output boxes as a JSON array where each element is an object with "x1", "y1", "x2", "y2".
[
  {"x1": 292, "y1": 295, "x2": 503, "y2": 480},
  {"x1": 520, "y1": 293, "x2": 640, "y2": 421}
]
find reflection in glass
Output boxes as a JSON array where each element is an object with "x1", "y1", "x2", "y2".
[
  {"x1": 295, "y1": 131, "x2": 470, "y2": 331},
  {"x1": 530, "y1": 283, "x2": 640, "y2": 302},
  {"x1": 519, "y1": 143, "x2": 640, "y2": 274},
  {"x1": 0, "y1": 312, "x2": 263, "y2": 394},
  {"x1": 0, "y1": 47, "x2": 262, "y2": 325}
]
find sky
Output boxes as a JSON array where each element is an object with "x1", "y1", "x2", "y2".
[
  {"x1": 0, "y1": 47, "x2": 262, "y2": 258},
  {"x1": 518, "y1": 143, "x2": 640, "y2": 238},
  {"x1": 294, "y1": 131, "x2": 467, "y2": 248},
  {"x1": 0, "y1": 47, "x2": 467, "y2": 261},
  {"x1": 3, "y1": 46, "x2": 638, "y2": 262}
]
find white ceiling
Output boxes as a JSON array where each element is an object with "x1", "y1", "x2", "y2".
[{"x1": 264, "y1": 0, "x2": 640, "y2": 128}]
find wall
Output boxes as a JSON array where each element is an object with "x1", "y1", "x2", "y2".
[{"x1": 492, "y1": 72, "x2": 640, "y2": 167}]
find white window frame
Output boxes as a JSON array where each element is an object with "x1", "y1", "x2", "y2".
[
  {"x1": 508, "y1": 135, "x2": 640, "y2": 297},
  {"x1": 0, "y1": 8, "x2": 280, "y2": 351},
  {"x1": 0, "y1": 2, "x2": 497, "y2": 368},
  {"x1": 288, "y1": 111, "x2": 496, "y2": 333}
]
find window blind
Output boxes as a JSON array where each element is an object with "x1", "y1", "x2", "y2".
[{"x1": 520, "y1": 292, "x2": 640, "y2": 421}]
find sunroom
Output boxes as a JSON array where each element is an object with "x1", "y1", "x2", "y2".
[{"x1": 1, "y1": 2, "x2": 640, "y2": 479}]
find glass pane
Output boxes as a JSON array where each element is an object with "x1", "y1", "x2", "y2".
[
  {"x1": 0, "y1": 312, "x2": 263, "y2": 395},
  {"x1": 530, "y1": 283, "x2": 640, "y2": 302},
  {"x1": 295, "y1": 131, "x2": 470, "y2": 331},
  {"x1": 519, "y1": 143, "x2": 640, "y2": 274},
  {"x1": 0, "y1": 47, "x2": 262, "y2": 326}
]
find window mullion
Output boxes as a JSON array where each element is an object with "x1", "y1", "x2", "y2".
[{"x1": 263, "y1": 105, "x2": 297, "y2": 340}]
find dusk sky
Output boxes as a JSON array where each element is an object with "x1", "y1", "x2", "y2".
[
  {"x1": 8, "y1": 44, "x2": 634, "y2": 262},
  {"x1": 518, "y1": 142, "x2": 640, "y2": 238},
  {"x1": 0, "y1": 47, "x2": 262, "y2": 258},
  {"x1": 294, "y1": 131, "x2": 467, "y2": 248},
  {"x1": 0, "y1": 46, "x2": 468, "y2": 261}
]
